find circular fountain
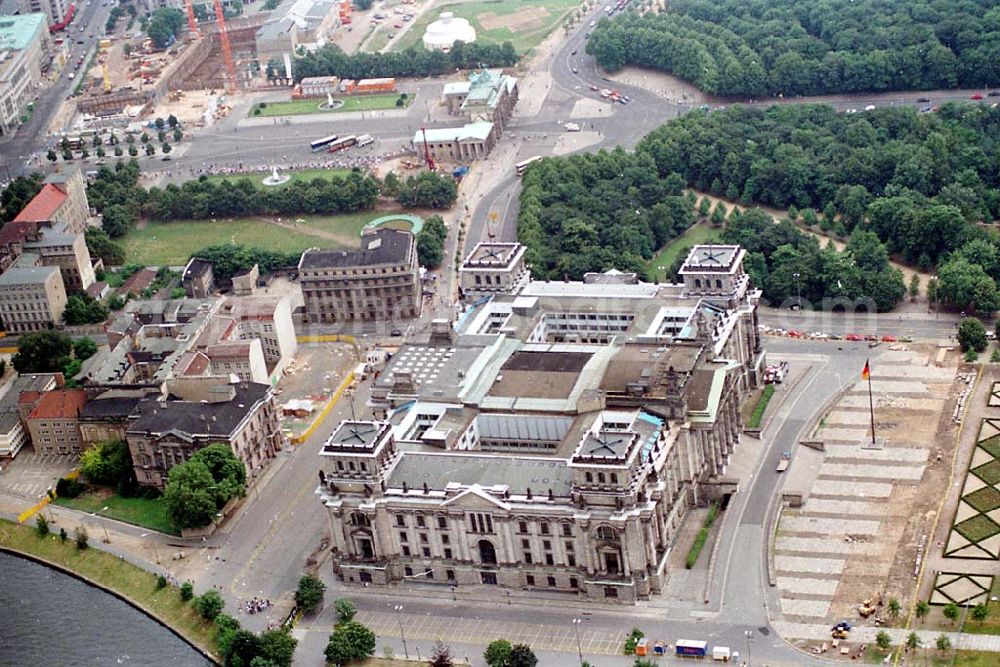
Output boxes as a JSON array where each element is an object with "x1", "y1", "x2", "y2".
[{"x1": 262, "y1": 167, "x2": 290, "y2": 186}]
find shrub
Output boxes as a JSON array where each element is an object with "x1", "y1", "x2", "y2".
[
  {"x1": 623, "y1": 628, "x2": 644, "y2": 655},
  {"x1": 59, "y1": 527, "x2": 68, "y2": 542},
  {"x1": 75, "y1": 526, "x2": 89, "y2": 549},
  {"x1": 195, "y1": 589, "x2": 224, "y2": 620},
  {"x1": 180, "y1": 581, "x2": 194, "y2": 601},
  {"x1": 156, "y1": 574, "x2": 168, "y2": 589},
  {"x1": 35, "y1": 514, "x2": 50, "y2": 538}
]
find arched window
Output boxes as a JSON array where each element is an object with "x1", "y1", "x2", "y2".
[
  {"x1": 596, "y1": 525, "x2": 618, "y2": 541},
  {"x1": 478, "y1": 539, "x2": 497, "y2": 565}
]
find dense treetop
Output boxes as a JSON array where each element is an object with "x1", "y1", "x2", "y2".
[
  {"x1": 588, "y1": 0, "x2": 1000, "y2": 96},
  {"x1": 637, "y1": 103, "x2": 1000, "y2": 270},
  {"x1": 293, "y1": 41, "x2": 517, "y2": 81},
  {"x1": 517, "y1": 148, "x2": 695, "y2": 280}
]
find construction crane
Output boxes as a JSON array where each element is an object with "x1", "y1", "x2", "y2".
[
  {"x1": 183, "y1": 0, "x2": 199, "y2": 37},
  {"x1": 213, "y1": 0, "x2": 237, "y2": 94},
  {"x1": 420, "y1": 128, "x2": 435, "y2": 171}
]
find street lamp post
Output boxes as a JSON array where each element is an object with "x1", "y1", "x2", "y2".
[
  {"x1": 572, "y1": 618, "x2": 584, "y2": 666},
  {"x1": 96, "y1": 505, "x2": 111, "y2": 543},
  {"x1": 792, "y1": 272, "x2": 802, "y2": 310},
  {"x1": 394, "y1": 604, "x2": 408, "y2": 658},
  {"x1": 744, "y1": 630, "x2": 753, "y2": 667}
]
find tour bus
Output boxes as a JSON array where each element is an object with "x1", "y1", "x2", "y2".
[
  {"x1": 328, "y1": 135, "x2": 358, "y2": 152},
  {"x1": 309, "y1": 133, "x2": 339, "y2": 152},
  {"x1": 515, "y1": 155, "x2": 543, "y2": 176}
]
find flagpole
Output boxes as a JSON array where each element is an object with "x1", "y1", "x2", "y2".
[{"x1": 867, "y1": 360, "x2": 876, "y2": 446}]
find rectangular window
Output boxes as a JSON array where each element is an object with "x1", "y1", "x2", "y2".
[
  {"x1": 422, "y1": 547, "x2": 431, "y2": 557},
  {"x1": 402, "y1": 545, "x2": 411, "y2": 556},
  {"x1": 565, "y1": 541, "x2": 574, "y2": 552},
  {"x1": 568, "y1": 554, "x2": 576, "y2": 567},
  {"x1": 547, "y1": 576, "x2": 556, "y2": 587},
  {"x1": 562, "y1": 523, "x2": 573, "y2": 537},
  {"x1": 540, "y1": 523, "x2": 549, "y2": 535},
  {"x1": 570, "y1": 577, "x2": 579, "y2": 589},
  {"x1": 420, "y1": 533, "x2": 428, "y2": 544},
  {"x1": 447, "y1": 569, "x2": 455, "y2": 582},
  {"x1": 441, "y1": 534, "x2": 450, "y2": 544},
  {"x1": 523, "y1": 552, "x2": 533, "y2": 564},
  {"x1": 404, "y1": 566, "x2": 413, "y2": 576},
  {"x1": 521, "y1": 539, "x2": 529, "y2": 549},
  {"x1": 400, "y1": 531, "x2": 408, "y2": 543},
  {"x1": 545, "y1": 554, "x2": 554, "y2": 566},
  {"x1": 425, "y1": 570, "x2": 434, "y2": 579},
  {"x1": 604, "y1": 587, "x2": 618, "y2": 598},
  {"x1": 444, "y1": 548, "x2": 453, "y2": 559},
  {"x1": 518, "y1": 521, "x2": 528, "y2": 534},
  {"x1": 526, "y1": 575, "x2": 535, "y2": 586},
  {"x1": 542, "y1": 540, "x2": 551, "y2": 550},
  {"x1": 416, "y1": 515, "x2": 426, "y2": 528},
  {"x1": 437, "y1": 516, "x2": 448, "y2": 529}
]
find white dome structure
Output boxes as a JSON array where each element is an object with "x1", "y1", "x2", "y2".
[{"x1": 422, "y1": 12, "x2": 477, "y2": 52}]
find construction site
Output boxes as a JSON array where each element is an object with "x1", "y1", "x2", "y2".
[{"x1": 65, "y1": 0, "x2": 356, "y2": 132}]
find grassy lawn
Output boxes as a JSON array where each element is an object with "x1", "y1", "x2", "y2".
[
  {"x1": 747, "y1": 384, "x2": 775, "y2": 429},
  {"x1": 199, "y1": 168, "x2": 351, "y2": 188},
  {"x1": 392, "y1": 0, "x2": 581, "y2": 54},
  {"x1": 364, "y1": 24, "x2": 395, "y2": 53},
  {"x1": 249, "y1": 93, "x2": 411, "y2": 118},
  {"x1": 0, "y1": 519, "x2": 219, "y2": 659},
  {"x1": 123, "y1": 212, "x2": 378, "y2": 265},
  {"x1": 646, "y1": 222, "x2": 721, "y2": 280},
  {"x1": 53, "y1": 490, "x2": 176, "y2": 536}
]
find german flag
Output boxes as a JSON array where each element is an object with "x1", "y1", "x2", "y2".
[{"x1": 862, "y1": 360, "x2": 871, "y2": 380}]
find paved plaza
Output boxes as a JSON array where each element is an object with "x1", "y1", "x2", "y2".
[{"x1": 774, "y1": 346, "x2": 961, "y2": 632}]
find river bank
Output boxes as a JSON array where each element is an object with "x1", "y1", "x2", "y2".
[{"x1": 0, "y1": 518, "x2": 220, "y2": 663}]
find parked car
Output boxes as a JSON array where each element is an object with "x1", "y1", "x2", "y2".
[
  {"x1": 916, "y1": 97, "x2": 931, "y2": 103},
  {"x1": 881, "y1": 335, "x2": 897, "y2": 343},
  {"x1": 988, "y1": 91, "x2": 1000, "y2": 97},
  {"x1": 971, "y1": 93, "x2": 984, "y2": 100},
  {"x1": 845, "y1": 333, "x2": 863, "y2": 341},
  {"x1": 571, "y1": 68, "x2": 578, "y2": 74}
]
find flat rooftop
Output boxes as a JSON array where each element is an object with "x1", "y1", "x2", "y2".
[
  {"x1": 388, "y1": 452, "x2": 574, "y2": 496},
  {"x1": 679, "y1": 245, "x2": 742, "y2": 273},
  {"x1": 489, "y1": 350, "x2": 593, "y2": 399}
]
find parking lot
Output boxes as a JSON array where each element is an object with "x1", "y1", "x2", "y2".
[{"x1": 0, "y1": 449, "x2": 77, "y2": 501}]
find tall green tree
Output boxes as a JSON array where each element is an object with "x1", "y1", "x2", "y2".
[
  {"x1": 324, "y1": 620, "x2": 375, "y2": 666},
  {"x1": 12, "y1": 331, "x2": 74, "y2": 373},
  {"x1": 295, "y1": 575, "x2": 326, "y2": 614}
]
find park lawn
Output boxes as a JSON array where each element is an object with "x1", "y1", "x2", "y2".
[
  {"x1": 646, "y1": 221, "x2": 721, "y2": 279},
  {"x1": 0, "y1": 519, "x2": 219, "y2": 659},
  {"x1": 249, "y1": 93, "x2": 411, "y2": 118},
  {"x1": 393, "y1": 0, "x2": 580, "y2": 54},
  {"x1": 199, "y1": 168, "x2": 351, "y2": 188},
  {"x1": 124, "y1": 212, "x2": 379, "y2": 265},
  {"x1": 124, "y1": 219, "x2": 324, "y2": 266},
  {"x1": 53, "y1": 490, "x2": 177, "y2": 536}
]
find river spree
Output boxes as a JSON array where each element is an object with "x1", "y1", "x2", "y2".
[{"x1": 0, "y1": 551, "x2": 211, "y2": 666}]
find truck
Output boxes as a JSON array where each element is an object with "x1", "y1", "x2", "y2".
[
  {"x1": 712, "y1": 646, "x2": 731, "y2": 661},
  {"x1": 676, "y1": 640, "x2": 708, "y2": 658},
  {"x1": 776, "y1": 451, "x2": 791, "y2": 472}
]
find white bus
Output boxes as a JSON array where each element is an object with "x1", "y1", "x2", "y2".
[
  {"x1": 309, "y1": 134, "x2": 339, "y2": 152},
  {"x1": 515, "y1": 155, "x2": 543, "y2": 176},
  {"x1": 328, "y1": 135, "x2": 358, "y2": 152}
]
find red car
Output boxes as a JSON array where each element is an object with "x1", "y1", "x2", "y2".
[
  {"x1": 845, "y1": 333, "x2": 863, "y2": 341},
  {"x1": 787, "y1": 329, "x2": 804, "y2": 338},
  {"x1": 971, "y1": 93, "x2": 984, "y2": 100},
  {"x1": 881, "y1": 335, "x2": 897, "y2": 342}
]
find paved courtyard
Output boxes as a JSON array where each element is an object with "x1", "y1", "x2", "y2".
[
  {"x1": 773, "y1": 346, "x2": 961, "y2": 634},
  {"x1": 0, "y1": 449, "x2": 77, "y2": 501}
]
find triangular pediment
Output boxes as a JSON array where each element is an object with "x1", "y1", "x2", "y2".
[{"x1": 442, "y1": 484, "x2": 510, "y2": 511}]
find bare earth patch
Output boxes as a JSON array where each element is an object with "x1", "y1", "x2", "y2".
[{"x1": 477, "y1": 7, "x2": 550, "y2": 32}]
